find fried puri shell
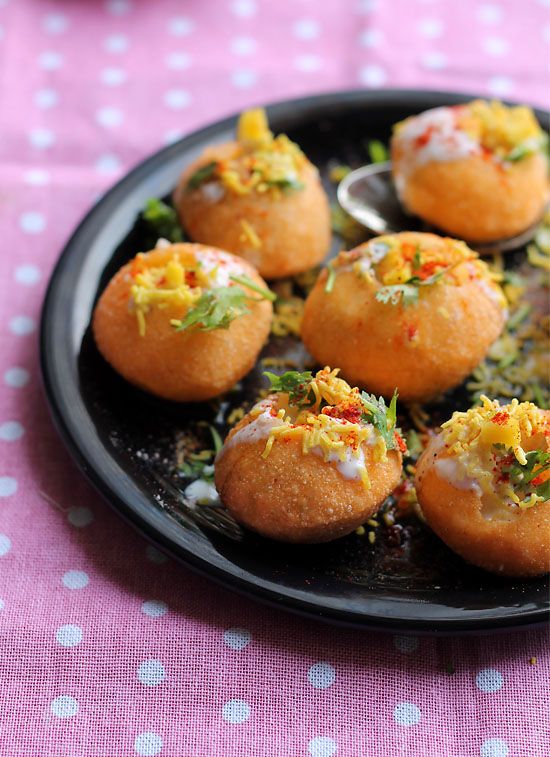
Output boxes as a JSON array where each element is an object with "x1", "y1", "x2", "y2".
[
  {"x1": 174, "y1": 143, "x2": 331, "y2": 280},
  {"x1": 415, "y1": 431, "x2": 550, "y2": 577},
  {"x1": 215, "y1": 412, "x2": 402, "y2": 543},
  {"x1": 92, "y1": 244, "x2": 273, "y2": 402},
  {"x1": 392, "y1": 148, "x2": 548, "y2": 243},
  {"x1": 301, "y1": 233, "x2": 505, "y2": 403}
]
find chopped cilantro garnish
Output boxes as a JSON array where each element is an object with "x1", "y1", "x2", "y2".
[
  {"x1": 187, "y1": 161, "x2": 218, "y2": 190},
  {"x1": 412, "y1": 246, "x2": 422, "y2": 270},
  {"x1": 142, "y1": 198, "x2": 183, "y2": 243},
  {"x1": 367, "y1": 139, "x2": 389, "y2": 164},
  {"x1": 173, "y1": 281, "x2": 272, "y2": 333},
  {"x1": 229, "y1": 274, "x2": 276, "y2": 301},
  {"x1": 263, "y1": 370, "x2": 314, "y2": 406},
  {"x1": 264, "y1": 177, "x2": 305, "y2": 192},
  {"x1": 360, "y1": 390, "x2": 398, "y2": 450},
  {"x1": 375, "y1": 270, "x2": 445, "y2": 307},
  {"x1": 506, "y1": 134, "x2": 548, "y2": 162},
  {"x1": 501, "y1": 448, "x2": 550, "y2": 502},
  {"x1": 325, "y1": 263, "x2": 336, "y2": 293}
]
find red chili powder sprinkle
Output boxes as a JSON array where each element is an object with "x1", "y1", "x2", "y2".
[
  {"x1": 395, "y1": 432, "x2": 408, "y2": 454},
  {"x1": 405, "y1": 323, "x2": 418, "y2": 341},
  {"x1": 491, "y1": 411, "x2": 510, "y2": 426}
]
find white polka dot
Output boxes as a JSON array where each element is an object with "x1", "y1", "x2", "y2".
[
  {"x1": 542, "y1": 25, "x2": 550, "y2": 43},
  {"x1": 231, "y1": 0, "x2": 256, "y2": 18},
  {"x1": 164, "y1": 90, "x2": 191, "y2": 109},
  {"x1": 168, "y1": 16, "x2": 194, "y2": 36},
  {"x1": 104, "y1": 34, "x2": 129, "y2": 53},
  {"x1": 62, "y1": 570, "x2": 89, "y2": 590},
  {"x1": 138, "y1": 659, "x2": 166, "y2": 686},
  {"x1": 29, "y1": 128, "x2": 55, "y2": 149},
  {"x1": 488, "y1": 75, "x2": 513, "y2": 96},
  {"x1": 481, "y1": 738, "x2": 509, "y2": 757},
  {"x1": 4, "y1": 366, "x2": 30, "y2": 386},
  {"x1": 0, "y1": 24, "x2": 3, "y2": 41},
  {"x1": 23, "y1": 169, "x2": 50, "y2": 186},
  {"x1": 483, "y1": 36, "x2": 508, "y2": 56},
  {"x1": 34, "y1": 88, "x2": 59, "y2": 109},
  {"x1": 477, "y1": 4, "x2": 503, "y2": 24},
  {"x1": 356, "y1": 0, "x2": 377, "y2": 12},
  {"x1": 38, "y1": 51, "x2": 64, "y2": 70},
  {"x1": 50, "y1": 695, "x2": 78, "y2": 718},
  {"x1": 0, "y1": 599, "x2": 4, "y2": 611},
  {"x1": 0, "y1": 477, "x2": 17, "y2": 497},
  {"x1": 15, "y1": 264, "x2": 41, "y2": 286},
  {"x1": 0, "y1": 534, "x2": 12, "y2": 556},
  {"x1": 141, "y1": 599, "x2": 168, "y2": 618},
  {"x1": 231, "y1": 69, "x2": 258, "y2": 88},
  {"x1": 145, "y1": 545, "x2": 168, "y2": 564},
  {"x1": 95, "y1": 154, "x2": 121, "y2": 174},
  {"x1": 222, "y1": 699, "x2": 250, "y2": 724},
  {"x1": 393, "y1": 635, "x2": 419, "y2": 653},
  {"x1": 96, "y1": 107, "x2": 123, "y2": 128},
  {"x1": 19, "y1": 211, "x2": 46, "y2": 234},
  {"x1": 307, "y1": 661, "x2": 335, "y2": 689},
  {"x1": 9, "y1": 315, "x2": 36, "y2": 335},
  {"x1": 223, "y1": 627, "x2": 251, "y2": 650},
  {"x1": 308, "y1": 737, "x2": 338, "y2": 757},
  {"x1": 418, "y1": 18, "x2": 443, "y2": 38},
  {"x1": 56, "y1": 624, "x2": 83, "y2": 647},
  {"x1": 230, "y1": 36, "x2": 257, "y2": 55},
  {"x1": 358, "y1": 64, "x2": 387, "y2": 87},
  {"x1": 165, "y1": 52, "x2": 192, "y2": 70},
  {"x1": 393, "y1": 702, "x2": 421, "y2": 726},
  {"x1": 294, "y1": 54, "x2": 322, "y2": 72},
  {"x1": 476, "y1": 668, "x2": 503, "y2": 693},
  {"x1": 537, "y1": 0, "x2": 550, "y2": 6},
  {"x1": 106, "y1": 0, "x2": 132, "y2": 15},
  {"x1": 134, "y1": 732, "x2": 163, "y2": 756},
  {"x1": 164, "y1": 129, "x2": 184, "y2": 145},
  {"x1": 43, "y1": 13, "x2": 68, "y2": 35},
  {"x1": 359, "y1": 28, "x2": 383, "y2": 47},
  {"x1": 0, "y1": 422, "x2": 24, "y2": 442},
  {"x1": 67, "y1": 507, "x2": 94, "y2": 528},
  {"x1": 421, "y1": 51, "x2": 447, "y2": 70},
  {"x1": 100, "y1": 67, "x2": 127, "y2": 86},
  {"x1": 293, "y1": 19, "x2": 320, "y2": 40}
]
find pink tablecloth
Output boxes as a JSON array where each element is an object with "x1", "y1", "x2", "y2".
[{"x1": 0, "y1": 1, "x2": 549, "y2": 755}]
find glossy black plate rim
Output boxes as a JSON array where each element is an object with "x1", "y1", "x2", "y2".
[{"x1": 40, "y1": 88, "x2": 550, "y2": 634}]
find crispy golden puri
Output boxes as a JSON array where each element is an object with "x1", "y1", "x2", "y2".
[
  {"x1": 93, "y1": 243, "x2": 273, "y2": 402},
  {"x1": 302, "y1": 232, "x2": 506, "y2": 403},
  {"x1": 174, "y1": 108, "x2": 331, "y2": 279},
  {"x1": 415, "y1": 398, "x2": 550, "y2": 576},
  {"x1": 215, "y1": 368, "x2": 404, "y2": 542}
]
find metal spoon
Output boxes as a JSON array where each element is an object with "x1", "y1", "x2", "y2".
[{"x1": 337, "y1": 162, "x2": 544, "y2": 255}]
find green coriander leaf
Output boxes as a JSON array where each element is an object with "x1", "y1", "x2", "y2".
[
  {"x1": 209, "y1": 425, "x2": 223, "y2": 455},
  {"x1": 360, "y1": 391, "x2": 398, "y2": 450},
  {"x1": 263, "y1": 370, "x2": 314, "y2": 406},
  {"x1": 173, "y1": 286, "x2": 251, "y2": 332},
  {"x1": 187, "y1": 161, "x2": 219, "y2": 190},
  {"x1": 500, "y1": 448, "x2": 550, "y2": 500},
  {"x1": 229, "y1": 274, "x2": 276, "y2": 301},
  {"x1": 142, "y1": 198, "x2": 183, "y2": 243},
  {"x1": 367, "y1": 139, "x2": 389, "y2": 164},
  {"x1": 413, "y1": 246, "x2": 422, "y2": 270},
  {"x1": 264, "y1": 177, "x2": 305, "y2": 192},
  {"x1": 376, "y1": 283, "x2": 419, "y2": 306}
]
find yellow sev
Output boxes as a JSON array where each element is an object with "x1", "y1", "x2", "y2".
[
  {"x1": 440, "y1": 396, "x2": 548, "y2": 508},
  {"x1": 254, "y1": 368, "x2": 390, "y2": 488},
  {"x1": 130, "y1": 252, "x2": 211, "y2": 336}
]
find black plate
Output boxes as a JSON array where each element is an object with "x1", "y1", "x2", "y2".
[{"x1": 40, "y1": 89, "x2": 550, "y2": 633}]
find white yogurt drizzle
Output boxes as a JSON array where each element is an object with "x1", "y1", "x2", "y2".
[
  {"x1": 434, "y1": 457, "x2": 482, "y2": 496},
  {"x1": 200, "y1": 182, "x2": 225, "y2": 203},
  {"x1": 393, "y1": 106, "x2": 479, "y2": 197},
  {"x1": 217, "y1": 400, "x2": 377, "y2": 483},
  {"x1": 184, "y1": 479, "x2": 219, "y2": 505}
]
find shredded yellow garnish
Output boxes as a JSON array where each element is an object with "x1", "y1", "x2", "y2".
[
  {"x1": 440, "y1": 396, "x2": 548, "y2": 507},
  {"x1": 458, "y1": 100, "x2": 543, "y2": 157},
  {"x1": 239, "y1": 219, "x2": 262, "y2": 248},
  {"x1": 270, "y1": 297, "x2": 304, "y2": 337}
]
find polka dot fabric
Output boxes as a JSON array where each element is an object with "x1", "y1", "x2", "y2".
[{"x1": 0, "y1": 0, "x2": 548, "y2": 755}]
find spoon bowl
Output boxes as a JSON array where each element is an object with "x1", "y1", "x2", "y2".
[{"x1": 337, "y1": 162, "x2": 545, "y2": 255}]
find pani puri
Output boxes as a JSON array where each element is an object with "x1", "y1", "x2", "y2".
[
  {"x1": 391, "y1": 99, "x2": 549, "y2": 243},
  {"x1": 92, "y1": 242, "x2": 273, "y2": 402},
  {"x1": 415, "y1": 397, "x2": 550, "y2": 576},
  {"x1": 174, "y1": 108, "x2": 331, "y2": 279},
  {"x1": 301, "y1": 232, "x2": 506, "y2": 403},
  {"x1": 215, "y1": 367, "x2": 404, "y2": 543}
]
